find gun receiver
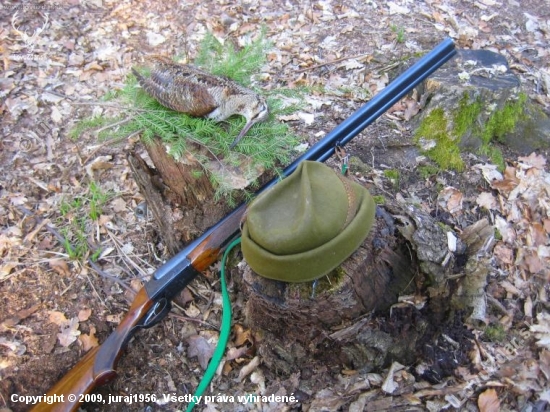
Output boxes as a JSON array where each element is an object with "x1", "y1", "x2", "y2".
[{"x1": 30, "y1": 38, "x2": 456, "y2": 412}]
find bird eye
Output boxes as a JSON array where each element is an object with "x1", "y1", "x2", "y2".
[{"x1": 252, "y1": 104, "x2": 269, "y2": 121}]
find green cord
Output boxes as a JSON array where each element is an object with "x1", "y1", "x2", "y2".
[{"x1": 186, "y1": 237, "x2": 241, "y2": 412}]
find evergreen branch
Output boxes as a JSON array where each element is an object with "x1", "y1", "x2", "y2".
[{"x1": 69, "y1": 28, "x2": 305, "y2": 202}]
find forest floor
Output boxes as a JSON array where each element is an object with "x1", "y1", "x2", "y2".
[{"x1": 1, "y1": 0, "x2": 549, "y2": 411}]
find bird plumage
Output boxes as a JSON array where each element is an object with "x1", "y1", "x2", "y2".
[{"x1": 132, "y1": 56, "x2": 269, "y2": 148}]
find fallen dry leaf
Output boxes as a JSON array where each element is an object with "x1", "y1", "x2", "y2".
[
  {"x1": 539, "y1": 349, "x2": 550, "y2": 380},
  {"x1": 491, "y1": 166, "x2": 520, "y2": 194},
  {"x1": 404, "y1": 98, "x2": 420, "y2": 120},
  {"x1": 518, "y1": 152, "x2": 546, "y2": 170},
  {"x1": 524, "y1": 295, "x2": 533, "y2": 318},
  {"x1": 474, "y1": 163, "x2": 503, "y2": 183},
  {"x1": 49, "y1": 311, "x2": 68, "y2": 326},
  {"x1": 529, "y1": 223, "x2": 547, "y2": 247},
  {"x1": 478, "y1": 388, "x2": 500, "y2": 412},
  {"x1": 225, "y1": 346, "x2": 250, "y2": 361},
  {"x1": 57, "y1": 317, "x2": 81, "y2": 347},
  {"x1": 237, "y1": 355, "x2": 260, "y2": 382},
  {"x1": 106, "y1": 313, "x2": 123, "y2": 323},
  {"x1": 249, "y1": 370, "x2": 266, "y2": 394},
  {"x1": 0, "y1": 304, "x2": 40, "y2": 331},
  {"x1": 493, "y1": 243, "x2": 514, "y2": 265},
  {"x1": 494, "y1": 216, "x2": 516, "y2": 244},
  {"x1": 177, "y1": 288, "x2": 194, "y2": 307},
  {"x1": 51, "y1": 106, "x2": 62, "y2": 123},
  {"x1": 85, "y1": 155, "x2": 114, "y2": 179},
  {"x1": 78, "y1": 308, "x2": 92, "y2": 322},
  {"x1": 79, "y1": 326, "x2": 99, "y2": 351},
  {"x1": 309, "y1": 388, "x2": 347, "y2": 411},
  {"x1": 49, "y1": 259, "x2": 71, "y2": 277},
  {"x1": 0, "y1": 337, "x2": 26, "y2": 357},
  {"x1": 9, "y1": 194, "x2": 28, "y2": 206},
  {"x1": 438, "y1": 186, "x2": 464, "y2": 214},
  {"x1": 130, "y1": 278, "x2": 143, "y2": 292},
  {"x1": 187, "y1": 334, "x2": 215, "y2": 370},
  {"x1": 476, "y1": 192, "x2": 498, "y2": 210},
  {"x1": 382, "y1": 362, "x2": 404, "y2": 394},
  {"x1": 297, "y1": 112, "x2": 315, "y2": 125},
  {"x1": 234, "y1": 324, "x2": 253, "y2": 346},
  {"x1": 387, "y1": 1, "x2": 410, "y2": 14},
  {"x1": 278, "y1": 114, "x2": 300, "y2": 122},
  {"x1": 531, "y1": 312, "x2": 550, "y2": 349},
  {"x1": 523, "y1": 251, "x2": 543, "y2": 274},
  {"x1": 110, "y1": 197, "x2": 127, "y2": 213},
  {"x1": 0, "y1": 261, "x2": 18, "y2": 281}
]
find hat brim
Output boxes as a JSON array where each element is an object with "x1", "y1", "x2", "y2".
[{"x1": 241, "y1": 184, "x2": 376, "y2": 282}]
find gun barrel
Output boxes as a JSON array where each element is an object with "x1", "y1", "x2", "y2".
[
  {"x1": 149, "y1": 38, "x2": 456, "y2": 292},
  {"x1": 29, "y1": 38, "x2": 456, "y2": 412}
]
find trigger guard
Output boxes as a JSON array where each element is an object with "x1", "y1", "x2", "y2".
[{"x1": 142, "y1": 298, "x2": 171, "y2": 328}]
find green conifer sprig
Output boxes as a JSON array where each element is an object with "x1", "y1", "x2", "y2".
[
  {"x1": 71, "y1": 30, "x2": 307, "y2": 201},
  {"x1": 195, "y1": 28, "x2": 271, "y2": 85}
]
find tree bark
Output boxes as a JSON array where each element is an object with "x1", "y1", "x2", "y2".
[{"x1": 127, "y1": 140, "x2": 230, "y2": 256}]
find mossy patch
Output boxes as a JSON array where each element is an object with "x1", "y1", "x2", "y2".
[
  {"x1": 383, "y1": 169, "x2": 400, "y2": 188},
  {"x1": 414, "y1": 108, "x2": 465, "y2": 171},
  {"x1": 348, "y1": 156, "x2": 371, "y2": 175},
  {"x1": 453, "y1": 93, "x2": 482, "y2": 138},
  {"x1": 417, "y1": 164, "x2": 439, "y2": 179},
  {"x1": 482, "y1": 93, "x2": 527, "y2": 144},
  {"x1": 415, "y1": 92, "x2": 527, "y2": 172},
  {"x1": 483, "y1": 323, "x2": 507, "y2": 342},
  {"x1": 290, "y1": 266, "x2": 347, "y2": 299}
]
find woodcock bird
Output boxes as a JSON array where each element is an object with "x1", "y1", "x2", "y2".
[{"x1": 132, "y1": 56, "x2": 269, "y2": 149}]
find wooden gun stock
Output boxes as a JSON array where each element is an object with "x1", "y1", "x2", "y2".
[
  {"x1": 30, "y1": 289, "x2": 154, "y2": 411},
  {"x1": 30, "y1": 38, "x2": 456, "y2": 411},
  {"x1": 30, "y1": 206, "x2": 247, "y2": 412}
]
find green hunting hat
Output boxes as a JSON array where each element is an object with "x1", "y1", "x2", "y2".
[{"x1": 241, "y1": 161, "x2": 375, "y2": 282}]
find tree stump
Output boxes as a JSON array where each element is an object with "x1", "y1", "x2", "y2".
[
  {"x1": 229, "y1": 191, "x2": 494, "y2": 376},
  {"x1": 231, "y1": 198, "x2": 422, "y2": 375},
  {"x1": 127, "y1": 139, "x2": 232, "y2": 255},
  {"x1": 236, "y1": 205, "x2": 417, "y2": 339}
]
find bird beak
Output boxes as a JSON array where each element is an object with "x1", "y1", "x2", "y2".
[{"x1": 229, "y1": 120, "x2": 257, "y2": 149}]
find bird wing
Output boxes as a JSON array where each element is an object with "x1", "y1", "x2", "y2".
[{"x1": 134, "y1": 57, "x2": 219, "y2": 116}]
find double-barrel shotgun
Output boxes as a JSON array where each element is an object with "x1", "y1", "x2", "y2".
[{"x1": 30, "y1": 38, "x2": 456, "y2": 411}]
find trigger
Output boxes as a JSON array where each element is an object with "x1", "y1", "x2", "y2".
[{"x1": 142, "y1": 298, "x2": 171, "y2": 328}]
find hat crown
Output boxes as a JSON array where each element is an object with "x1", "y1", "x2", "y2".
[
  {"x1": 242, "y1": 161, "x2": 375, "y2": 282},
  {"x1": 246, "y1": 161, "x2": 353, "y2": 255}
]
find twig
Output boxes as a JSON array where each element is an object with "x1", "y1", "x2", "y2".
[
  {"x1": 84, "y1": 271, "x2": 107, "y2": 308},
  {"x1": 88, "y1": 259, "x2": 134, "y2": 294},
  {"x1": 168, "y1": 312, "x2": 220, "y2": 331},
  {"x1": 15, "y1": 206, "x2": 66, "y2": 244},
  {"x1": 24, "y1": 176, "x2": 50, "y2": 192},
  {"x1": 296, "y1": 52, "x2": 372, "y2": 73},
  {"x1": 105, "y1": 230, "x2": 153, "y2": 278},
  {"x1": 15, "y1": 206, "x2": 135, "y2": 296},
  {"x1": 487, "y1": 294, "x2": 510, "y2": 316},
  {"x1": 81, "y1": 135, "x2": 128, "y2": 166},
  {"x1": 42, "y1": 90, "x2": 149, "y2": 113},
  {"x1": 93, "y1": 116, "x2": 133, "y2": 136}
]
